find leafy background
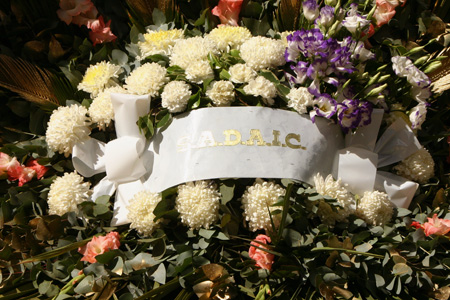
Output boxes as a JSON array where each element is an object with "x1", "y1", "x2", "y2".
[{"x1": 0, "y1": 0, "x2": 449, "y2": 299}]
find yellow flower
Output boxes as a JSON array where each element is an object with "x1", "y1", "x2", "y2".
[
  {"x1": 78, "y1": 61, "x2": 122, "y2": 97},
  {"x1": 138, "y1": 29, "x2": 184, "y2": 58}
]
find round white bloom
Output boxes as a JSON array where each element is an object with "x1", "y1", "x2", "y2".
[
  {"x1": 241, "y1": 179, "x2": 286, "y2": 231},
  {"x1": 240, "y1": 37, "x2": 286, "y2": 71},
  {"x1": 170, "y1": 37, "x2": 219, "y2": 69},
  {"x1": 244, "y1": 76, "x2": 277, "y2": 105},
  {"x1": 313, "y1": 174, "x2": 354, "y2": 225},
  {"x1": 287, "y1": 87, "x2": 314, "y2": 114},
  {"x1": 393, "y1": 148, "x2": 434, "y2": 183},
  {"x1": 175, "y1": 181, "x2": 221, "y2": 230},
  {"x1": 47, "y1": 172, "x2": 91, "y2": 216},
  {"x1": 207, "y1": 26, "x2": 252, "y2": 51},
  {"x1": 78, "y1": 61, "x2": 122, "y2": 97},
  {"x1": 229, "y1": 64, "x2": 257, "y2": 84},
  {"x1": 89, "y1": 86, "x2": 127, "y2": 129},
  {"x1": 356, "y1": 191, "x2": 393, "y2": 226},
  {"x1": 206, "y1": 80, "x2": 235, "y2": 106},
  {"x1": 138, "y1": 29, "x2": 184, "y2": 58},
  {"x1": 46, "y1": 105, "x2": 91, "y2": 157},
  {"x1": 125, "y1": 62, "x2": 168, "y2": 96},
  {"x1": 409, "y1": 102, "x2": 427, "y2": 130},
  {"x1": 391, "y1": 56, "x2": 430, "y2": 87},
  {"x1": 185, "y1": 60, "x2": 214, "y2": 84},
  {"x1": 127, "y1": 190, "x2": 162, "y2": 236},
  {"x1": 161, "y1": 81, "x2": 191, "y2": 113},
  {"x1": 342, "y1": 15, "x2": 371, "y2": 34}
]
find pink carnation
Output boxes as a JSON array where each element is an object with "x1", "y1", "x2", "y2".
[
  {"x1": 212, "y1": 0, "x2": 243, "y2": 26},
  {"x1": 78, "y1": 232, "x2": 121, "y2": 263},
  {"x1": 374, "y1": 0, "x2": 397, "y2": 26},
  {"x1": 249, "y1": 234, "x2": 275, "y2": 271},
  {"x1": 88, "y1": 16, "x2": 117, "y2": 46},
  {"x1": 57, "y1": 0, "x2": 96, "y2": 25}
]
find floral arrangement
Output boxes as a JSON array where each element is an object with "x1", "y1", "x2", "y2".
[{"x1": 0, "y1": 0, "x2": 449, "y2": 299}]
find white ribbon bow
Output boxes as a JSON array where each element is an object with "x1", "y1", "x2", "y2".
[
  {"x1": 72, "y1": 93, "x2": 150, "y2": 225},
  {"x1": 337, "y1": 109, "x2": 421, "y2": 208}
]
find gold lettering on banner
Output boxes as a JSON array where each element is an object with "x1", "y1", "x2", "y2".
[
  {"x1": 245, "y1": 129, "x2": 266, "y2": 146},
  {"x1": 197, "y1": 131, "x2": 217, "y2": 148},
  {"x1": 271, "y1": 130, "x2": 281, "y2": 146},
  {"x1": 223, "y1": 130, "x2": 241, "y2": 146},
  {"x1": 285, "y1": 133, "x2": 306, "y2": 150}
]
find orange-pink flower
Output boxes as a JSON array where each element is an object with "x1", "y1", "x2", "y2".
[
  {"x1": 78, "y1": 232, "x2": 120, "y2": 263},
  {"x1": 56, "y1": 0, "x2": 96, "y2": 25},
  {"x1": 212, "y1": 0, "x2": 243, "y2": 26},
  {"x1": 412, "y1": 214, "x2": 450, "y2": 236},
  {"x1": 249, "y1": 234, "x2": 275, "y2": 271},
  {"x1": 88, "y1": 16, "x2": 117, "y2": 46},
  {"x1": 26, "y1": 159, "x2": 49, "y2": 180},
  {"x1": 373, "y1": 0, "x2": 397, "y2": 26}
]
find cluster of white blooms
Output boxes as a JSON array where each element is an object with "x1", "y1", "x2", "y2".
[
  {"x1": 240, "y1": 37, "x2": 286, "y2": 71},
  {"x1": 161, "y1": 81, "x2": 192, "y2": 113},
  {"x1": 244, "y1": 76, "x2": 277, "y2": 106},
  {"x1": 241, "y1": 179, "x2": 286, "y2": 231},
  {"x1": 175, "y1": 181, "x2": 221, "y2": 230},
  {"x1": 206, "y1": 80, "x2": 235, "y2": 106},
  {"x1": 287, "y1": 87, "x2": 314, "y2": 114},
  {"x1": 127, "y1": 191, "x2": 162, "y2": 236},
  {"x1": 207, "y1": 26, "x2": 252, "y2": 51},
  {"x1": 391, "y1": 56, "x2": 430, "y2": 88},
  {"x1": 356, "y1": 191, "x2": 393, "y2": 226},
  {"x1": 47, "y1": 172, "x2": 91, "y2": 216},
  {"x1": 77, "y1": 61, "x2": 122, "y2": 97},
  {"x1": 125, "y1": 62, "x2": 168, "y2": 96},
  {"x1": 313, "y1": 174, "x2": 354, "y2": 225},
  {"x1": 46, "y1": 105, "x2": 91, "y2": 157},
  {"x1": 394, "y1": 148, "x2": 435, "y2": 183},
  {"x1": 89, "y1": 86, "x2": 127, "y2": 129},
  {"x1": 185, "y1": 60, "x2": 214, "y2": 84},
  {"x1": 228, "y1": 63, "x2": 256, "y2": 84},
  {"x1": 170, "y1": 36, "x2": 219, "y2": 70},
  {"x1": 138, "y1": 29, "x2": 184, "y2": 58}
]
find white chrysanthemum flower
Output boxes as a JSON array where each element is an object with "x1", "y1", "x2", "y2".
[
  {"x1": 175, "y1": 181, "x2": 221, "y2": 230},
  {"x1": 127, "y1": 190, "x2": 162, "y2": 236},
  {"x1": 207, "y1": 25, "x2": 252, "y2": 51},
  {"x1": 89, "y1": 86, "x2": 127, "y2": 129},
  {"x1": 46, "y1": 105, "x2": 91, "y2": 157},
  {"x1": 356, "y1": 191, "x2": 393, "y2": 226},
  {"x1": 185, "y1": 60, "x2": 214, "y2": 84},
  {"x1": 206, "y1": 80, "x2": 235, "y2": 106},
  {"x1": 241, "y1": 179, "x2": 286, "y2": 231},
  {"x1": 244, "y1": 76, "x2": 277, "y2": 106},
  {"x1": 287, "y1": 87, "x2": 314, "y2": 114},
  {"x1": 78, "y1": 61, "x2": 122, "y2": 97},
  {"x1": 229, "y1": 64, "x2": 257, "y2": 84},
  {"x1": 240, "y1": 37, "x2": 286, "y2": 71},
  {"x1": 138, "y1": 29, "x2": 184, "y2": 58},
  {"x1": 170, "y1": 37, "x2": 219, "y2": 69},
  {"x1": 313, "y1": 174, "x2": 354, "y2": 225},
  {"x1": 393, "y1": 148, "x2": 434, "y2": 183},
  {"x1": 47, "y1": 172, "x2": 91, "y2": 216},
  {"x1": 125, "y1": 62, "x2": 168, "y2": 96},
  {"x1": 161, "y1": 81, "x2": 192, "y2": 113}
]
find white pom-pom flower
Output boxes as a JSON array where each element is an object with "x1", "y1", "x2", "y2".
[
  {"x1": 138, "y1": 29, "x2": 184, "y2": 58},
  {"x1": 356, "y1": 191, "x2": 393, "y2": 226},
  {"x1": 185, "y1": 60, "x2": 214, "y2": 84},
  {"x1": 46, "y1": 105, "x2": 91, "y2": 157},
  {"x1": 77, "y1": 61, "x2": 122, "y2": 97},
  {"x1": 47, "y1": 172, "x2": 91, "y2": 216},
  {"x1": 125, "y1": 62, "x2": 168, "y2": 96},
  {"x1": 313, "y1": 174, "x2": 354, "y2": 225},
  {"x1": 229, "y1": 64, "x2": 257, "y2": 84},
  {"x1": 206, "y1": 80, "x2": 235, "y2": 106},
  {"x1": 161, "y1": 81, "x2": 192, "y2": 113},
  {"x1": 127, "y1": 190, "x2": 162, "y2": 236},
  {"x1": 207, "y1": 25, "x2": 252, "y2": 51},
  {"x1": 175, "y1": 181, "x2": 221, "y2": 230},
  {"x1": 89, "y1": 86, "x2": 127, "y2": 129},
  {"x1": 287, "y1": 87, "x2": 314, "y2": 114},
  {"x1": 241, "y1": 179, "x2": 285, "y2": 231},
  {"x1": 170, "y1": 37, "x2": 219, "y2": 70},
  {"x1": 393, "y1": 148, "x2": 435, "y2": 183},
  {"x1": 244, "y1": 76, "x2": 277, "y2": 106},
  {"x1": 240, "y1": 37, "x2": 286, "y2": 71}
]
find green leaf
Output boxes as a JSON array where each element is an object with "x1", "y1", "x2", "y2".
[
  {"x1": 73, "y1": 275, "x2": 94, "y2": 294},
  {"x1": 354, "y1": 243, "x2": 372, "y2": 253},
  {"x1": 392, "y1": 263, "x2": 412, "y2": 276},
  {"x1": 156, "y1": 110, "x2": 172, "y2": 129},
  {"x1": 152, "y1": 8, "x2": 166, "y2": 26},
  {"x1": 112, "y1": 49, "x2": 129, "y2": 65},
  {"x1": 219, "y1": 182, "x2": 235, "y2": 204},
  {"x1": 187, "y1": 90, "x2": 201, "y2": 109},
  {"x1": 199, "y1": 228, "x2": 215, "y2": 239},
  {"x1": 150, "y1": 263, "x2": 166, "y2": 284},
  {"x1": 219, "y1": 69, "x2": 231, "y2": 80}
]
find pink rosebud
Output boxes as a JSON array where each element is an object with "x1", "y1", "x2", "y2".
[
  {"x1": 373, "y1": 0, "x2": 397, "y2": 26},
  {"x1": 212, "y1": 0, "x2": 243, "y2": 26},
  {"x1": 26, "y1": 159, "x2": 49, "y2": 180},
  {"x1": 78, "y1": 232, "x2": 120, "y2": 263},
  {"x1": 57, "y1": 0, "x2": 95, "y2": 25},
  {"x1": 88, "y1": 16, "x2": 117, "y2": 46},
  {"x1": 249, "y1": 234, "x2": 275, "y2": 271},
  {"x1": 422, "y1": 214, "x2": 450, "y2": 236}
]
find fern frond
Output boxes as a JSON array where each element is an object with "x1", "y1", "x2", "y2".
[{"x1": 0, "y1": 55, "x2": 74, "y2": 108}]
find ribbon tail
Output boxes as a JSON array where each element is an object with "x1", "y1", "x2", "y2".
[
  {"x1": 375, "y1": 171, "x2": 418, "y2": 208},
  {"x1": 72, "y1": 138, "x2": 107, "y2": 177},
  {"x1": 110, "y1": 180, "x2": 146, "y2": 226},
  {"x1": 91, "y1": 176, "x2": 116, "y2": 202}
]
